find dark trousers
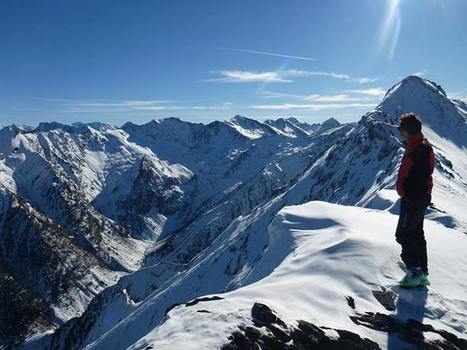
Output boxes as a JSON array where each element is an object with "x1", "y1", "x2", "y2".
[{"x1": 395, "y1": 194, "x2": 431, "y2": 274}]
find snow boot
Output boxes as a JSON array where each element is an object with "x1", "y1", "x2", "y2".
[
  {"x1": 399, "y1": 267, "x2": 426, "y2": 288},
  {"x1": 419, "y1": 273, "x2": 430, "y2": 287}
]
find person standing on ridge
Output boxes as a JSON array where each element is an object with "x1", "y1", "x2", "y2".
[{"x1": 395, "y1": 113, "x2": 435, "y2": 288}]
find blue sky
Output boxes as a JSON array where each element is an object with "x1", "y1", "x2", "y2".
[{"x1": 1, "y1": 0, "x2": 466, "y2": 126}]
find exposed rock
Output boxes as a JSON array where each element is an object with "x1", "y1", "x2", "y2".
[
  {"x1": 222, "y1": 302, "x2": 380, "y2": 350},
  {"x1": 165, "y1": 296, "x2": 224, "y2": 315},
  {"x1": 372, "y1": 289, "x2": 397, "y2": 311},
  {"x1": 346, "y1": 295, "x2": 356, "y2": 309},
  {"x1": 0, "y1": 265, "x2": 51, "y2": 348},
  {"x1": 196, "y1": 309, "x2": 211, "y2": 313},
  {"x1": 185, "y1": 295, "x2": 224, "y2": 307},
  {"x1": 251, "y1": 302, "x2": 287, "y2": 328}
]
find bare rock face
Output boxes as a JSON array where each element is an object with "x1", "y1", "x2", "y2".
[
  {"x1": 221, "y1": 302, "x2": 380, "y2": 350},
  {"x1": 0, "y1": 265, "x2": 50, "y2": 348},
  {"x1": 372, "y1": 288, "x2": 397, "y2": 311},
  {"x1": 223, "y1": 302, "x2": 467, "y2": 350}
]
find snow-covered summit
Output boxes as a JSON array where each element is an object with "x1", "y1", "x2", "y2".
[
  {"x1": 376, "y1": 75, "x2": 467, "y2": 147},
  {"x1": 263, "y1": 117, "x2": 311, "y2": 137},
  {"x1": 264, "y1": 116, "x2": 341, "y2": 137},
  {"x1": 384, "y1": 75, "x2": 447, "y2": 99},
  {"x1": 318, "y1": 116, "x2": 341, "y2": 132},
  {"x1": 223, "y1": 115, "x2": 282, "y2": 139}
]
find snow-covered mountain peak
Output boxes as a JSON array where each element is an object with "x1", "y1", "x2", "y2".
[
  {"x1": 151, "y1": 116, "x2": 188, "y2": 125},
  {"x1": 223, "y1": 115, "x2": 280, "y2": 139},
  {"x1": 72, "y1": 122, "x2": 114, "y2": 132},
  {"x1": 123, "y1": 117, "x2": 198, "y2": 132},
  {"x1": 32, "y1": 121, "x2": 113, "y2": 134},
  {"x1": 379, "y1": 76, "x2": 449, "y2": 117},
  {"x1": 121, "y1": 117, "x2": 204, "y2": 149},
  {"x1": 319, "y1": 117, "x2": 341, "y2": 131},
  {"x1": 263, "y1": 117, "x2": 310, "y2": 137},
  {"x1": 375, "y1": 76, "x2": 467, "y2": 147},
  {"x1": 0, "y1": 124, "x2": 26, "y2": 136},
  {"x1": 264, "y1": 116, "x2": 342, "y2": 137},
  {"x1": 230, "y1": 114, "x2": 250, "y2": 123},
  {"x1": 283, "y1": 116, "x2": 302, "y2": 124},
  {"x1": 386, "y1": 75, "x2": 446, "y2": 98},
  {"x1": 34, "y1": 122, "x2": 73, "y2": 133}
]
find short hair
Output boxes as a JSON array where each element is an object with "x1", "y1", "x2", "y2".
[{"x1": 399, "y1": 113, "x2": 422, "y2": 135}]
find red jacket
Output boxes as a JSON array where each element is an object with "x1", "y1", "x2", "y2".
[{"x1": 396, "y1": 132, "x2": 435, "y2": 198}]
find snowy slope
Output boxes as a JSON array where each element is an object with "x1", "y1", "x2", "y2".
[
  {"x1": 45, "y1": 76, "x2": 467, "y2": 350},
  {"x1": 223, "y1": 115, "x2": 282, "y2": 139},
  {"x1": 50, "y1": 196, "x2": 466, "y2": 350},
  {"x1": 3, "y1": 75, "x2": 466, "y2": 349},
  {"x1": 263, "y1": 117, "x2": 311, "y2": 137},
  {"x1": 0, "y1": 123, "x2": 193, "y2": 346},
  {"x1": 125, "y1": 201, "x2": 467, "y2": 349},
  {"x1": 1, "y1": 115, "x2": 323, "y2": 348},
  {"x1": 46, "y1": 122, "x2": 354, "y2": 350},
  {"x1": 376, "y1": 75, "x2": 467, "y2": 148}
]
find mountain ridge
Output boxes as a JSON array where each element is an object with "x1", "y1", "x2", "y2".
[{"x1": 1, "y1": 76, "x2": 466, "y2": 349}]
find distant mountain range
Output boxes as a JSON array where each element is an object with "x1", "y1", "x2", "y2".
[{"x1": 0, "y1": 76, "x2": 466, "y2": 349}]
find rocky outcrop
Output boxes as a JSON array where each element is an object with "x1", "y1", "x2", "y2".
[
  {"x1": 221, "y1": 303, "x2": 380, "y2": 350},
  {"x1": 372, "y1": 288, "x2": 397, "y2": 311},
  {"x1": 222, "y1": 302, "x2": 467, "y2": 350}
]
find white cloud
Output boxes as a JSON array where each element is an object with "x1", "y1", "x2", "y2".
[
  {"x1": 349, "y1": 77, "x2": 379, "y2": 83},
  {"x1": 284, "y1": 70, "x2": 378, "y2": 83},
  {"x1": 286, "y1": 70, "x2": 351, "y2": 80},
  {"x1": 302, "y1": 94, "x2": 361, "y2": 102},
  {"x1": 260, "y1": 90, "x2": 304, "y2": 99},
  {"x1": 70, "y1": 100, "x2": 175, "y2": 108},
  {"x1": 205, "y1": 69, "x2": 377, "y2": 84},
  {"x1": 251, "y1": 102, "x2": 376, "y2": 111},
  {"x1": 346, "y1": 88, "x2": 386, "y2": 98},
  {"x1": 48, "y1": 99, "x2": 233, "y2": 113},
  {"x1": 136, "y1": 102, "x2": 233, "y2": 111},
  {"x1": 260, "y1": 89, "x2": 383, "y2": 102},
  {"x1": 204, "y1": 70, "x2": 293, "y2": 83},
  {"x1": 412, "y1": 69, "x2": 429, "y2": 77}
]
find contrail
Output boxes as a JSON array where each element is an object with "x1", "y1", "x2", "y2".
[{"x1": 220, "y1": 47, "x2": 316, "y2": 61}]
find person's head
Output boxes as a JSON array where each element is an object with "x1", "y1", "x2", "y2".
[{"x1": 398, "y1": 113, "x2": 422, "y2": 141}]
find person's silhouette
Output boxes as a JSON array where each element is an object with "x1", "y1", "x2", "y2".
[{"x1": 395, "y1": 113, "x2": 435, "y2": 288}]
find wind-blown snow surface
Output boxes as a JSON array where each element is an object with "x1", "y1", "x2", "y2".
[{"x1": 125, "y1": 201, "x2": 467, "y2": 349}]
